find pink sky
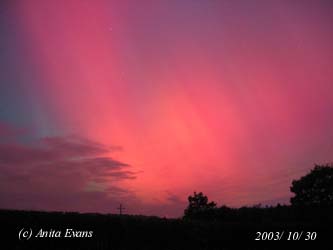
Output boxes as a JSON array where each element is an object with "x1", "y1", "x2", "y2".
[{"x1": 0, "y1": 0, "x2": 332, "y2": 217}]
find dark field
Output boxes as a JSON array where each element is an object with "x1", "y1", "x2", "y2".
[{"x1": 1, "y1": 207, "x2": 332, "y2": 250}]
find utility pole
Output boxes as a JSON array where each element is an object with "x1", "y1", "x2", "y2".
[{"x1": 117, "y1": 204, "x2": 125, "y2": 215}]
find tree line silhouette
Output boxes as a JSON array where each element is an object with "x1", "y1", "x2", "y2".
[
  {"x1": 1, "y1": 164, "x2": 332, "y2": 249},
  {"x1": 183, "y1": 164, "x2": 333, "y2": 221}
]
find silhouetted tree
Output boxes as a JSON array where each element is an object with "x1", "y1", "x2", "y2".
[
  {"x1": 184, "y1": 192, "x2": 216, "y2": 218},
  {"x1": 290, "y1": 164, "x2": 333, "y2": 207}
]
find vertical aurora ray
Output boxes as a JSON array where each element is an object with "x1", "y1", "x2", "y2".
[{"x1": 1, "y1": 0, "x2": 332, "y2": 216}]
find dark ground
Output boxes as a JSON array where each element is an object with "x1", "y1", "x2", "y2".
[{"x1": 0, "y1": 207, "x2": 331, "y2": 250}]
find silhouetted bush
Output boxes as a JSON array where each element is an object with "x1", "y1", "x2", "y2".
[
  {"x1": 290, "y1": 164, "x2": 333, "y2": 207},
  {"x1": 184, "y1": 192, "x2": 217, "y2": 219}
]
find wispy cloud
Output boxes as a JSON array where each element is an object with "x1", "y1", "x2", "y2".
[
  {"x1": 0, "y1": 121, "x2": 28, "y2": 140},
  {"x1": 0, "y1": 122, "x2": 137, "y2": 212}
]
